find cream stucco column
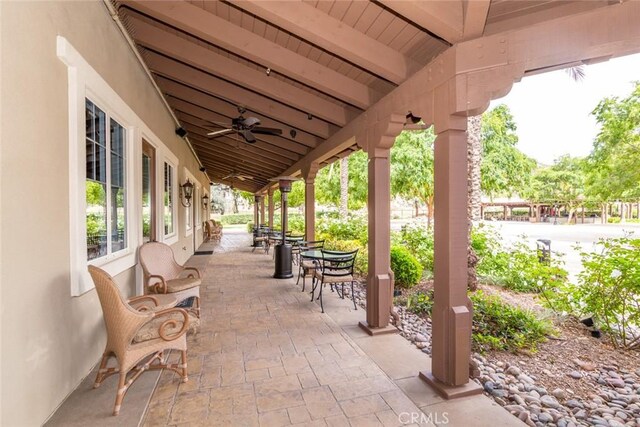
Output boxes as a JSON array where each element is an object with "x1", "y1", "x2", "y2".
[
  {"x1": 302, "y1": 163, "x2": 319, "y2": 242},
  {"x1": 357, "y1": 114, "x2": 405, "y2": 335}
]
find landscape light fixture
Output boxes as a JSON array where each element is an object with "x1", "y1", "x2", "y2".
[
  {"x1": 406, "y1": 111, "x2": 421, "y2": 124},
  {"x1": 179, "y1": 178, "x2": 194, "y2": 207}
]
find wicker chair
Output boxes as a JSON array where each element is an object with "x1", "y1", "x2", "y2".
[
  {"x1": 138, "y1": 242, "x2": 201, "y2": 317},
  {"x1": 88, "y1": 265, "x2": 195, "y2": 416}
]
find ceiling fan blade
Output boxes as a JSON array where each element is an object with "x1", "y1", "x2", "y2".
[
  {"x1": 237, "y1": 176, "x2": 246, "y2": 181},
  {"x1": 207, "y1": 129, "x2": 234, "y2": 137},
  {"x1": 241, "y1": 117, "x2": 261, "y2": 128},
  {"x1": 239, "y1": 130, "x2": 257, "y2": 143},
  {"x1": 252, "y1": 127, "x2": 282, "y2": 135}
]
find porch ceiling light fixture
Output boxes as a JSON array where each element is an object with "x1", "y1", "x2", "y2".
[
  {"x1": 202, "y1": 194, "x2": 209, "y2": 209},
  {"x1": 406, "y1": 111, "x2": 421, "y2": 124},
  {"x1": 180, "y1": 178, "x2": 194, "y2": 207}
]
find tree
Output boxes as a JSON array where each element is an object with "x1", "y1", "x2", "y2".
[
  {"x1": 480, "y1": 105, "x2": 537, "y2": 200},
  {"x1": 339, "y1": 157, "x2": 348, "y2": 218},
  {"x1": 315, "y1": 150, "x2": 368, "y2": 210},
  {"x1": 390, "y1": 128, "x2": 435, "y2": 227},
  {"x1": 585, "y1": 82, "x2": 640, "y2": 206},
  {"x1": 525, "y1": 155, "x2": 586, "y2": 223}
]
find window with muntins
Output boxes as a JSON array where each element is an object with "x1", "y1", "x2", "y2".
[
  {"x1": 164, "y1": 162, "x2": 174, "y2": 236},
  {"x1": 85, "y1": 99, "x2": 127, "y2": 260}
]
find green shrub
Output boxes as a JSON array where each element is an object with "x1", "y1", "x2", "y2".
[
  {"x1": 246, "y1": 222, "x2": 254, "y2": 233},
  {"x1": 546, "y1": 236, "x2": 640, "y2": 349},
  {"x1": 316, "y1": 214, "x2": 368, "y2": 244},
  {"x1": 220, "y1": 213, "x2": 254, "y2": 225},
  {"x1": 608, "y1": 217, "x2": 640, "y2": 224},
  {"x1": 403, "y1": 289, "x2": 552, "y2": 352},
  {"x1": 288, "y1": 215, "x2": 305, "y2": 235},
  {"x1": 471, "y1": 290, "x2": 554, "y2": 353},
  {"x1": 391, "y1": 245, "x2": 423, "y2": 288},
  {"x1": 406, "y1": 291, "x2": 433, "y2": 315},
  {"x1": 324, "y1": 239, "x2": 368, "y2": 275},
  {"x1": 399, "y1": 223, "x2": 434, "y2": 272}
]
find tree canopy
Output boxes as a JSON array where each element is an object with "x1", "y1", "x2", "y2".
[
  {"x1": 390, "y1": 128, "x2": 435, "y2": 223},
  {"x1": 315, "y1": 150, "x2": 368, "y2": 210},
  {"x1": 480, "y1": 105, "x2": 537, "y2": 200},
  {"x1": 585, "y1": 81, "x2": 640, "y2": 202}
]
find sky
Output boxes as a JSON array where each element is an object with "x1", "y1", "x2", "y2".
[{"x1": 489, "y1": 52, "x2": 640, "y2": 165}]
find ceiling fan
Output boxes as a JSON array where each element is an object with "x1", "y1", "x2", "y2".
[
  {"x1": 206, "y1": 108, "x2": 282, "y2": 143},
  {"x1": 222, "y1": 171, "x2": 253, "y2": 181}
]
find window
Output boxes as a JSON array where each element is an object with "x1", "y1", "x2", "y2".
[
  {"x1": 85, "y1": 99, "x2": 127, "y2": 260},
  {"x1": 164, "y1": 162, "x2": 174, "y2": 236}
]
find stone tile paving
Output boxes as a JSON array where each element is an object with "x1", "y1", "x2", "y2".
[{"x1": 143, "y1": 230, "x2": 427, "y2": 426}]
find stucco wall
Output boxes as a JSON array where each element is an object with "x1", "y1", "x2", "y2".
[{"x1": 0, "y1": 2, "x2": 207, "y2": 425}]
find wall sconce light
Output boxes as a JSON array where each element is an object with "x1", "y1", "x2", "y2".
[
  {"x1": 180, "y1": 178, "x2": 194, "y2": 207},
  {"x1": 202, "y1": 194, "x2": 209, "y2": 209}
]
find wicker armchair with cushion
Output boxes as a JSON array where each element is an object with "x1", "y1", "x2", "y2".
[
  {"x1": 138, "y1": 242, "x2": 201, "y2": 317},
  {"x1": 88, "y1": 266, "x2": 198, "y2": 416}
]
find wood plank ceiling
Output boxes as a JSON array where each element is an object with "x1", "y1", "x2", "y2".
[{"x1": 114, "y1": 0, "x2": 610, "y2": 193}]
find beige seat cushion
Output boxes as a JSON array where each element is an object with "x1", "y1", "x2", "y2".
[
  {"x1": 165, "y1": 277, "x2": 201, "y2": 293},
  {"x1": 133, "y1": 311, "x2": 200, "y2": 343},
  {"x1": 301, "y1": 260, "x2": 318, "y2": 269},
  {"x1": 314, "y1": 270, "x2": 353, "y2": 284}
]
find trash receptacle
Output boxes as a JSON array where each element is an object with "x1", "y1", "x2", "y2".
[{"x1": 536, "y1": 239, "x2": 551, "y2": 264}]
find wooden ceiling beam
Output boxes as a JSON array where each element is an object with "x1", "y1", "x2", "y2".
[
  {"x1": 122, "y1": 0, "x2": 380, "y2": 109},
  {"x1": 378, "y1": 0, "x2": 463, "y2": 44},
  {"x1": 177, "y1": 113, "x2": 294, "y2": 168},
  {"x1": 462, "y1": 0, "x2": 490, "y2": 40},
  {"x1": 197, "y1": 154, "x2": 276, "y2": 182},
  {"x1": 144, "y1": 52, "x2": 332, "y2": 140},
  {"x1": 206, "y1": 176, "x2": 257, "y2": 193},
  {"x1": 182, "y1": 125, "x2": 291, "y2": 172},
  {"x1": 173, "y1": 107, "x2": 301, "y2": 163},
  {"x1": 188, "y1": 140, "x2": 285, "y2": 178},
  {"x1": 128, "y1": 16, "x2": 354, "y2": 126},
  {"x1": 156, "y1": 78, "x2": 314, "y2": 155},
  {"x1": 229, "y1": 0, "x2": 420, "y2": 84}
]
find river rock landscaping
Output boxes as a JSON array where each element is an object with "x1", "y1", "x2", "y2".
[{"x1": 342, "y1": 280, "x2": 640, "y2": 427}]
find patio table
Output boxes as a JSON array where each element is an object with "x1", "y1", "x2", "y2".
[{"x1": 299, "y1": 249, "x2": 351, "y2": 261}]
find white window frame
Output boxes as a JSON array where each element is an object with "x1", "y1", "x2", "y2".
[
  {"x1": 58, "y1": 36, "x2": 178, "y2": 295},
  {"x1": 163, "y1": 160, "x2": 178, "y2": 242},
  {"x1": 85, "y1": 99, "x2": 130, "y2": 261}
]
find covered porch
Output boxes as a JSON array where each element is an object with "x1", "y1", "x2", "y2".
[
  {"x1": 49, "y1": 229, "x2": 518, "y2": 426},
  {"x1": 3, "y1": 1, "x2": 640, "y2": 425}
]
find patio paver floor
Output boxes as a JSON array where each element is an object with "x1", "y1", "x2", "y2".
[{"x1": 143, "y1": 229, "x2": 522, "y2": 427}]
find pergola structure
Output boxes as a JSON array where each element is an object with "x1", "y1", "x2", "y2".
[{"x1": 114, "y1": 0, "x2": 640, "y2": 398}]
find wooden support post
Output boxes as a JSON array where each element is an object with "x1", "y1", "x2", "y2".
[
  {"x1": 302, "y1": 162, "x2": 319, "y2": 242},
  {"x1": 421, "y1": 95, "x2": 482, "y2": 397},
  {"x1": 268, "y1": 190, "x2": 274, "y2": 229},
  {"x1": 357, "y1": 114, "x2": 405, "y2": 335}
]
